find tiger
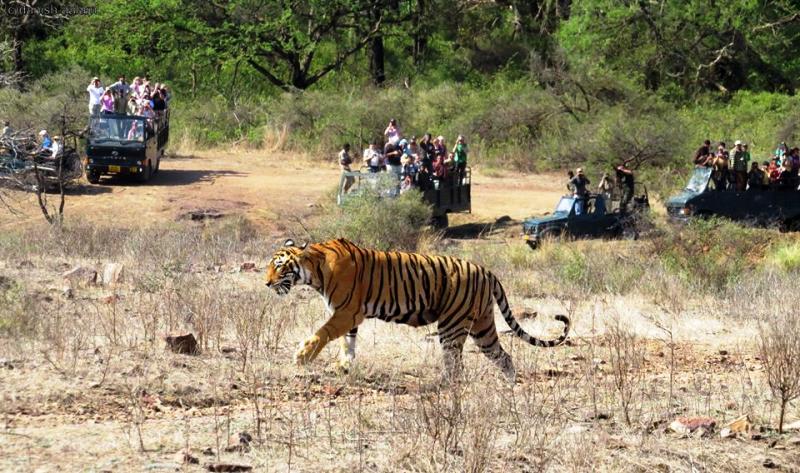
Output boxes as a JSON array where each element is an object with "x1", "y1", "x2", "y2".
[{"x1": 265, "y1": 238, "x2": 570, "y2": 381}]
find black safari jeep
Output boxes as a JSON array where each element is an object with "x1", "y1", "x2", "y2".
[
  {"x1": 666, "y1": 167, "x2": 800, "y2": 231},
  {"x1": 522, "y1": 186, "x2": 649, "y2": 250},
  {"x1": 85, "y1": 112, "x2": 169, "y2": 183}
]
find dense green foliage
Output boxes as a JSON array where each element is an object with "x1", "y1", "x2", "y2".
[
  {"x1": 311, "y1": 176, "x2": 432, "y2": 250},
  {"x1": 4, "y1": 1, "x2": 800, "y2": 179}
]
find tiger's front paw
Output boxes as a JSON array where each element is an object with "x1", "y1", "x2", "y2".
[
  {"x1": 335, "y1": 356, "x2": 353, "y2": 374},
  {"x1": 295, "y1": 335, "x2": 323, "y2": 365}
]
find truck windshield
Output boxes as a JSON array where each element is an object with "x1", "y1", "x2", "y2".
[
  {"x1": 554, "y1": 197, "x2": 574, "y2": 214},
  {"x1": 89, "y1": 117, "x2": 147, "y2": 146},
  {"x1": 685, "y1": 167, "x2": 712, "y2": 194}
]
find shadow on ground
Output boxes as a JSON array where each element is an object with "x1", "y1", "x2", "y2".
[
  {"x1": 97, "y1": 169, "x2": 245, "y2": 187},
  {"x1": 443, "y1": 215, "x2": 517, "y2": 239}
]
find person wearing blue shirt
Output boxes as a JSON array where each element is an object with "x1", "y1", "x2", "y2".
[{"x1": 38, "y1": 130, "x2": 52, "y2": 151}]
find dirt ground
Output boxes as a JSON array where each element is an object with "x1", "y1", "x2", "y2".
[{"x1": 0, "y1": 150, "x2": 565, "y2": 231}]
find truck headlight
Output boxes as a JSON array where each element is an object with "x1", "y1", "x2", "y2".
[{"x1": 678, "y1": 206, "x2": 693, "y2": 216}]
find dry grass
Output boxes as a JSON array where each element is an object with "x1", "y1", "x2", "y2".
[{"x1": 1, "y1": 218, "x2": 800, "y2": 472}]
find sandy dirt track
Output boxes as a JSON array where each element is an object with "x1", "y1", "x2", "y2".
[{"x1": 1, "y1": 150, "x2": 566, "y2": 230}]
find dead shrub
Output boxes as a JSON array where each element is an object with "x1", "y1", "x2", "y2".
[{"x1": 758, "y1": 311, "x2": 800, "y2": 433}]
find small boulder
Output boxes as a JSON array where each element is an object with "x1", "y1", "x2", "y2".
[
  {"x1": 102, "y1": 263, "x2": 124, "y2": 286},
  {"x1": 165, "y1": 333, "x2": 199, "y2": 355},
  {"x1": 62, "y1": 266, "x2": 97, "y2": 286},
  {"x1": 239, "y1": 262, "x2": 257, "y2": 272}
]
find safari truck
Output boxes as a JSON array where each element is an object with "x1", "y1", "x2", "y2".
[
  {"x1": 84, "y1": 112, "x2": 169, "y2": 184},
  {"x1": 666, "y1": 167, "x2": 800, "y2": 231},
  {"x1": 337, "y1": 168, "x2": 471, "y2": 228},
  {"x1": 522, "y1": 185, "x2": 650, "y2": 250}
]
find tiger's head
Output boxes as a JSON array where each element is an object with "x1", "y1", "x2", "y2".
[{"x1": 265, "y1": 239, "x2": 309, "y2": 295}]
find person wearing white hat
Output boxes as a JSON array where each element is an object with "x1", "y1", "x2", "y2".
[
  {"x1": 38, "y1": 129, "x2": 52, "y2": 151},
  {"x1": 731, "y1": 140, "x2": 749, "y2": 191},
  {"x1": 86, "y1": 77, "x2": 104, "y2": 116}
]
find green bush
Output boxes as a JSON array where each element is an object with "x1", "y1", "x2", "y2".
[
  {"x1": 767, "y1": 240, "x2": 800, "y2": 273},
  {"x1": 653, "y1": 218, "x2": 773, "y2": 292},
  {"x1": 311, "y1": 176, "x2": 433, "y2": 251}
]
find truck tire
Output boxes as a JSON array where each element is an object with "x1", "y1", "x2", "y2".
[
  {"x1": 154, "y1": 151, "x2": 162, "y2": 174},
  {"x1": 137, "y1": 160, "x2": 152, "y2": 183},
  {"x1": 431, "y1": 214, "x2": 449, "y2": 229},
  {"x1": 780, "y1": 218, "x2": 800, "y2": 233},
  {"x1": 86, "y1": 169, "x2": 101, "y2": 184},
  {"x1": 539, "y1": 228, "x2": 562, "y2": 244},
  {"x1": 525, "y1": 239, "x2": 540, "y2": 251}
]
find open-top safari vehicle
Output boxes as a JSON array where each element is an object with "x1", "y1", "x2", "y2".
[
  {"x1": 522, "y1": 183, "x2": 650, "y2": 250},
  {"x1": 337, "y1": 167, "x2": 472, "y2": 228},
  {"x1": 84, "y1": 112, "x2": 169, "y2": 184}
]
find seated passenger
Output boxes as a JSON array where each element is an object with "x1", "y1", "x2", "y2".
[
  {"x1": 49, "y1": 136, "x2": 61, "y2": 159},
  {"x1": 38, "y1": 129, "x2": 52, "y2": 152},
  {"x1": 127, "y1": 120, "x2": 142, "y2": 141}
]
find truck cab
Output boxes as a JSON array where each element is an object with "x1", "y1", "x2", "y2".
[
  {"x1": 666, "y1": 167, "x2": 800, "y2": 230},
  {"x1": 85, "y1": 112, "x2": 169, "y2": 183}
]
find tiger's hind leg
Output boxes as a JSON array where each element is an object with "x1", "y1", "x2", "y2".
[
  {"x1": 337, "y1": 327, "x2": 358, "y2": 373},
  {"x1": 438, "y1": 325, "x2": 468, "y2": 382},
  {"x1": 470, "y1": 312, "x2": 516, "y2": 383}
]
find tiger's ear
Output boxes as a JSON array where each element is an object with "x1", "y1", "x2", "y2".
[{"x1": 284, "y1": 239, "x2": 308, "y2": 250}]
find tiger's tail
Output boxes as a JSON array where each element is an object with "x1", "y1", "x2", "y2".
[{"x1": 491, "y1": 274, "x2": 570, "y2": 347}]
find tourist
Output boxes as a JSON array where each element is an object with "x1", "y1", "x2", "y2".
[
  {"x1": 86, "y1": 77, "x2": 104, "y2": 116},
  {"x1": 363, "y1": 142, "x2": 383, "y2": 173},
  {"x1": 338, "y1": 143, "x2": 355, "y2": 193},
  {"x1": 452, "y1": 135, "x2": 468, "y2": 176},
  {"x1": 570, "y1": 168, "x2": 591, "y2": 215},
  {"x1": 384, "y1": 119, "x2": 401, "y2": 146}
]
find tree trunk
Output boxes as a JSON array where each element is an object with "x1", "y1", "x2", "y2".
[
  {"x1": 412, "y1": 0, "x2": 427, "y2": 66},
  {"x1": 12, "y1": 29, "x2": 24, "y2": 76},
  {"x1": 369, "y1": 35, "x2": 385, "y2": 85}
]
